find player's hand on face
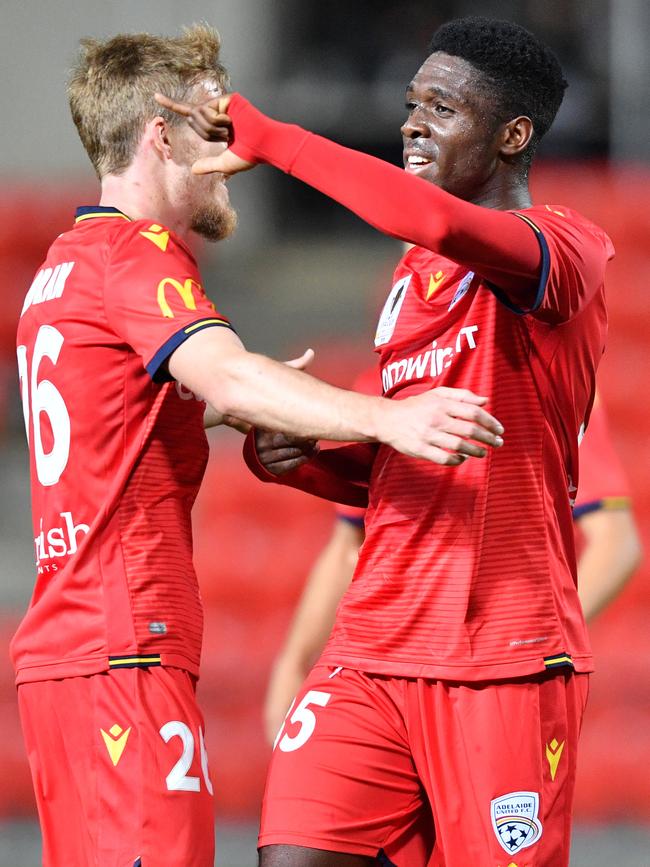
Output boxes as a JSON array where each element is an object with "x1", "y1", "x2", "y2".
[
  {"x1": 154, "y1": 92, "x2": 254, "y2": 176},
  {"x1": 379, "y1": 386, "x2": 505, "y2": 466}
]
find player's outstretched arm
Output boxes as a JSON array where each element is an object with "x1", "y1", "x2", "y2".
[
  {"x1": 156, "y1": 92, "x2": 544, "y2": 299},
  {"x1": 264, "y1": 517, "x2": 363, "y2": 743},
  {"x1": 203, "y1": 348, "x2": 315, "y2": 430},
  {"x1": 168, "y1": 326, "x2": 504, "y2": 466},
  {"x1": 576, "y1": 508, "x2": 642, "y2": 621}
]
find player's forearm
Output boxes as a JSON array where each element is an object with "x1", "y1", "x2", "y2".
[
  {"x1": 208, "y1": 349, "x2": 385, "y2": 441},
  {"x1": 227, "y1": 95, "x2": 541, "y2": 294}
]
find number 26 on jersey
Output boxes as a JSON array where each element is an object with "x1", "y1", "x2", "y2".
[{"x1": 17, "y1": 324, "x2": 71, "y2": 487}]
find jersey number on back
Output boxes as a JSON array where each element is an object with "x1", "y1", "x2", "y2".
[{"x1": 17, "y1": 325, "x2": 71, "y2": 487}]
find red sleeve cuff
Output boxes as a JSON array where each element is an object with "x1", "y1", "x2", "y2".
[
  {"x1": 242, "y1": 429, "x2": 371, "y2": 508},
  {"x1": 227, "y1": 93, "x2": 312, "y2": 172}
]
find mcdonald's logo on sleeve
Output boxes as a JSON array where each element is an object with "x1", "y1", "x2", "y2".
[{"x1": 157, "y1": 277, "x2": 203, "y2": 318}]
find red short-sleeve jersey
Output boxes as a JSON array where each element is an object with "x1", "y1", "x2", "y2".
[
  {"x1": 320, "y1": 205, "x2": 612, "y2": 681},
  {"x1": 13, "y1": 206, "x2": 233, "y2": 684}
]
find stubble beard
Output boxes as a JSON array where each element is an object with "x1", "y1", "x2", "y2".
[
  {"x1": 191, "y1": 200, "x2": 238, "y2": 241},
  {"x1": 180, "y1": 140, "x2": 238, "y2": 241}
]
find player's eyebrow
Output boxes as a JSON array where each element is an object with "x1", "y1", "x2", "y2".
[{"x1": 405, "y1": 84, "x2": 462, "y2": 104}]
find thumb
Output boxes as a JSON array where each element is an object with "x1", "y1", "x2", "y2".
[
  {"x1": 216, "y1": 94, "x2": 233, "y2": 114},
  {"x1": 192, "y1": 149, "x2": 255, "y2": 176},
  {"x1": 284, "y1": 348, "x2": 315, "y2": 371},
  {"x1": 192, "y1": 154, "x2": 231, "y2": 175}
]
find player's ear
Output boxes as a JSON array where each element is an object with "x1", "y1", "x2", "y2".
[
  {"x1": 499, "y1": 116, "x2": 534, "y2": 159},
  {"x1": 149, "y1": 116, "x2": 173, "y2": 161}
]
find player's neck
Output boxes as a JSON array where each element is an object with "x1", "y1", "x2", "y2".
[
  {"x1": 469, "y1": 173, "x2": 532, "y2": 211},
  {"x1": 99, "y1": 167, "x2": 191, "y2": 237}
]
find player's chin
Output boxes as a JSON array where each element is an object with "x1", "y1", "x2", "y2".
[{"x1": 191, "y1": 204, "x2": 238, "y2": 242}]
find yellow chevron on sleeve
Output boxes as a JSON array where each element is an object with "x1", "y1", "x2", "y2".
[{"x1": 184, "y1": 318, "x2": 229, "y2": 334}]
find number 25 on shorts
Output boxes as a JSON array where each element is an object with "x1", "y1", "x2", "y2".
[{"x1": 274, "y1": 690, "x2": 331, "y2": 752}]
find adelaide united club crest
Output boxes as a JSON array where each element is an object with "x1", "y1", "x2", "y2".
[{"x1": 490, "y1": 791, "x2": 543, "y2": 855}]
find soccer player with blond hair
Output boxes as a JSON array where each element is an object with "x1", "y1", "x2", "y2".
[{"x1": 15, "y1": 24, "x2": 503, "y2": 866}]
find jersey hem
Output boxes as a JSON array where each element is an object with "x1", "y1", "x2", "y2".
[
  {"x1": 317, "y1": 651, "x2": 594, "y2": 681},
  {"x1": 14, "y1": 650, "x2": 199, "y2": 685},
  {"x1": 257, "y1": 832, "x2": 380, "y2": 858}
]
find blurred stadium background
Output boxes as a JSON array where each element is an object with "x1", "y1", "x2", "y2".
[{"x1": 1, "y1": 0, "x2": 649, "y2": 864}]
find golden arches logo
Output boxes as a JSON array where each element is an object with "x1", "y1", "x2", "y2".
[{"x1": 157, "y1": 277, "x2": 201, "y2": 318}]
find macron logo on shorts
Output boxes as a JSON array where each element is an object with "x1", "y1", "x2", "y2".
[{"x1": 100, "y1": 723, "x2": 132, "y2": 766}]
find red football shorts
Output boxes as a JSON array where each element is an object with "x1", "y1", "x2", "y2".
[
  {"x1": 260, "y1": 665, "x2": 589, "y2": 866},
  {"x1": 18, "y1": 666, "x2": 215, "y2": 867}
]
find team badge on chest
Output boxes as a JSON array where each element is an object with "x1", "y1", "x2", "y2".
[
  {"x1": 490, "y1": 791, "x2": 543, "y2": 855},
  {"x1": 375, "y1": 275, "x2": 411, "y2": 346}
]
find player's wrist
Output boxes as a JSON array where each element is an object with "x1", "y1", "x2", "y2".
[
  {"x1": 228, "y1": 93, "x2": 311, "y2": 172},
  {"x1": 369, "y1": 396, "x2": 398, "y2": 448}
]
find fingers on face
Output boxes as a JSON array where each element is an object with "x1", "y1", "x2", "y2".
[
  {"x1": 154, "y1": 93, "x2": 192, "y2": 116},
  {"x1": 189, "y1": 115, "x2": 230, "y2": 142},
  {"x1": 154, "y1": 93, "x2": 232, "y2": 142}
]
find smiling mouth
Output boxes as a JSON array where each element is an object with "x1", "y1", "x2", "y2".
[{"x1": 404, "y1": 154, "x2": 433, "y2": 172}]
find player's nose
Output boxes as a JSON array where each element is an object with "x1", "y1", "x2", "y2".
[{"x1": 401, "y1": 111, "x2": 429, "y2": 140}]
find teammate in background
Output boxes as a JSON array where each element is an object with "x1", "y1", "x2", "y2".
[
  {"x1": 573, "y1": 396, "x2": 642, "y2": 619},
  {"x1": 15, "y1": 27, "x2": 503, "y2": 867},
  {"x1": 264, "y1": 391, "x2": 642, "y2": 743},
  {"x1": 163, "y1": 15, "x2": 615, "y2": 865},
  {"x1": 264, "y1": 506, "x2": 363, "y2": 744}
]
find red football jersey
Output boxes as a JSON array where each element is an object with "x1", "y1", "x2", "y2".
[
  {"x1": 13, "y1": 206, "x2": 232, "y2": 684},
  {"x1": 574, "y1": 394, "x2": 631, "y2": 518},
  {"x1": 320, "y1": 205, "x2": 612, "y2": 680},
  {"x1": 335, "y1": 367, "x2": 381, "y2": 528}
]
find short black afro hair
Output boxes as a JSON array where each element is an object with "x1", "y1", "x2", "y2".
[{"x1": 429, "y1": 17, "x2": 567, "y2": 163}]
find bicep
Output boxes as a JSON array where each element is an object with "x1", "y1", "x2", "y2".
[{"x1": 167, "y1": 324, "x2": 246, "y2": 395}]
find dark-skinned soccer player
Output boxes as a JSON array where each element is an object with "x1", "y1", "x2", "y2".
[{"x1": 159, "y1": 16, "x2": 613, "y2": 866}]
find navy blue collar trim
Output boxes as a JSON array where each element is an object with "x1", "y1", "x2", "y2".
[{"x1": 74, "y1": 205, "x2": 130, "y2": 224}]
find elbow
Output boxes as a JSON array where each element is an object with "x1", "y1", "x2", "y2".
[
  {"x1": 201, "y1": 375, "x2": 245, "y2": 419},
  {"x1": 199, "y1": 351, "x2": 265, "y2": 420}
]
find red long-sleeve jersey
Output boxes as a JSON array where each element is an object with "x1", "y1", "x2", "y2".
[{"x1": 238, "y1": 97, "x2": 613, "y2": 679}]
